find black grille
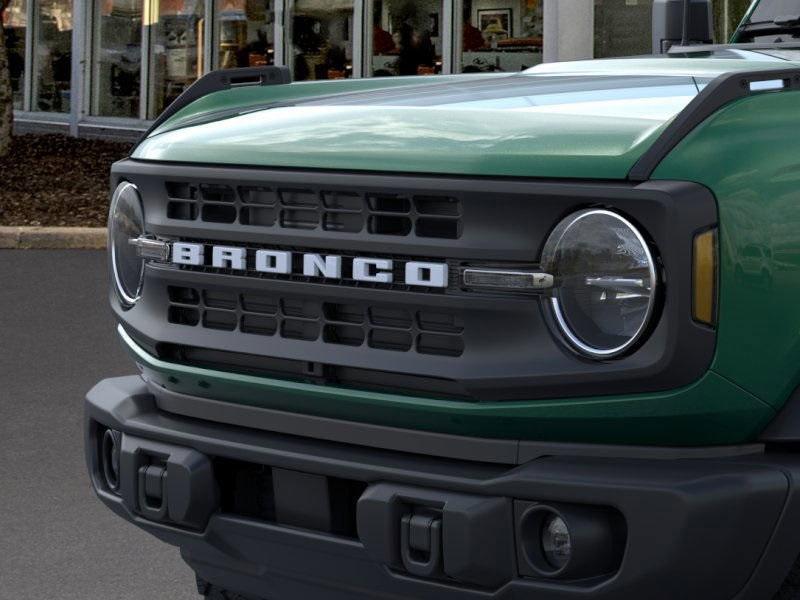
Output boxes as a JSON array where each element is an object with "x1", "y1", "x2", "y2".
[
  {"x1": 116, "y1": 161, "x2": 719, "y2": 403},
  {"x1": 167, "y1": 285, "x2": 465, "y2": 357},
  {"x1": 165, "y1": 181, "x2": 462, "y2": 240}
]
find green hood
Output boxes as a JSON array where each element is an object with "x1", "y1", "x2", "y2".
[{"x1": 133, "y1": 56, "x2": 798, "y2": 180}]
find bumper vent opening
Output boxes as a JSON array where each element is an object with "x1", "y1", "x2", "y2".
[{"x1": 214, "y1": 458, "x2": 366, "y2": 539}]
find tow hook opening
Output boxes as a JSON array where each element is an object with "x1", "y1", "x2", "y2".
[
  {"x1": 92, "y1": 423, "x2": 219, "y2": 530},
  {"x1": 400, "y1": 510, "x2": 444, "y2": 578},
  {"x1": 138, "y1": 463, "x2": 169, "y2": 520}
]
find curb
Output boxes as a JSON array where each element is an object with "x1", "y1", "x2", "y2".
[{"x1": 0, "y1": 227, "x2": 108, "y2": 250}]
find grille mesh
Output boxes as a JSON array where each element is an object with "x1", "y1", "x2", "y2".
[
  {"x1": 167, "y1": 286, "x2": 465, "y2": 357},
  {"x1": 164, "y1": 181, "x2": 462, "y2": 240}
]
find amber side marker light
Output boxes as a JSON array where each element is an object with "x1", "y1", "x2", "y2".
[{"x1": 693, "y1": 229, "x2": 718, "y2": 326}]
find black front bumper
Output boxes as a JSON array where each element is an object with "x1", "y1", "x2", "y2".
[{"x1": 85, "y1": 376, "x2": 800, "y2": 600}]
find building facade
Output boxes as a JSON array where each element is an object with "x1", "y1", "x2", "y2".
[{"x1": 3, "y1": 0, "x2": 751, "y2": 139}]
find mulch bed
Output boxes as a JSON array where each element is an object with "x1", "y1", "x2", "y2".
[{"x1": 0, "y1": 134, "x2": 132, "y2": 227}]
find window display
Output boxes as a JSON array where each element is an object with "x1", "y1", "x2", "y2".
[
  {"x1": 287, "y1": 0, "x2": 354, "y2": 81},
  {"x1": 33, "y1": 0, "x2": 72, "y2": 113},
  {"x1": 3, "y1": 0, "x2": 27, "y2": 110},
  {"x1": 215, "y1": 0, "x2": 275, "y2": 69},
  {"x1": 713, "y1": 0, "x2": 751, "y2": 43},
  {"x1": 460, "y1": 0, "x2": 543, "y2": 73},
  {"x1": 148, "y1": 0, "x2": 206, "y2": 119},
  {"x1": 371, "y1": 0, "x2": 443, "y2": 77},
  {"x1": 594, "y1": 0, "x2": 651, "y2": 59},
  {"x1": 91, "y1": 0, "x2": 143, "y2": 118}
]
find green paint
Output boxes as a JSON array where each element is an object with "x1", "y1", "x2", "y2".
[
  {"x1": 154, "y1": 74, "x2": 501, "y2": 135},
  {"x1": 135, "y1": 57, "x2": 797, "y2": 180},
  {"x1": 122, "y1": 327, "x2": 773, "y2": 446},
  {"x1": 654, "y1": 89, "x2": 800, "y2": 410}
]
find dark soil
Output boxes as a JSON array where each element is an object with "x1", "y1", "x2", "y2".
[{"x1": 0, "y1": 134, "x2": 131, "y2": 227}]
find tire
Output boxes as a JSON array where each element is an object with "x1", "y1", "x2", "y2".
[
  {"x1": 775, "y1": 554, "x2": 800, "y2": 600},
  {"x1": 196, "y1": 576, "x2": 266, "y2": 600}
]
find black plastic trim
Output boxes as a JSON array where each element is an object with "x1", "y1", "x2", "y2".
[
  {"x1": 86, "y1": 376, "x2": 800, "y2": 600},
  {"x1": 149, "y1": 380, "x2": 765, "y2": 466},
  {"x1": 628, "y1": 67, "x2": 800, "y2": 181},
  {"x1": 136, "y1": 66, "x2": 291, "y2": 148},
  {"x1": 761, "y1": 386, "x2": 800, "y2": 444}
]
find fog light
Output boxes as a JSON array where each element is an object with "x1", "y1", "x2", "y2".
[
  {"x1": 101, "y1": 428, "x2": 122, "y2": 493},
  {"x1": 516, "y1": 503, "x2": 625, "y2": 580},
  {"x1": 542, "y1": 514, "x2": 572, "y2": 569}
]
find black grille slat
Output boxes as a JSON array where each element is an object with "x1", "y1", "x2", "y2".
[
  {"x1": 166, "y1": 286, "x2": 464, "y2": 357},
  {"x1": 163, "y1": 181, "x2": 461, "y2": 240}
]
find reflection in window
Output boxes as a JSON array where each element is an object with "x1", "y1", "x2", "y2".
[
  {"x1": 148, "y1": 0, "x2": 205, "y2": 119},
  {"x1": 371, "y1": 0, "x2": 443, "y2": 77},
  {"x1": 288, "y1": 0, "x2": 354, "y2": 81},
  {"x1": 713, "y1": 0, "x2": 750, "y2": 43},
  {"x1": 460, "y1": 0, "x2": 543, "y2": 73},
  {"x1": 215, "y1": 0, "x2": 275, "y2": 69},
  {"x1": 2, "y1": 0, "x2": 26, "y2": 110},
  {"x1": 92, "y1": 0, "x2": 143, "y2": 118},
  {"x1": 594, "y1": 0, "x2": 652, "y2": 58},
  {"x1": 33, "y1": 0, "x2": 72, "y2": 113}
]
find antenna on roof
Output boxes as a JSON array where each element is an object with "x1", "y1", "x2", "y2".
[{"x1": 652, "y1": 0, "x2": 714, "y2": 54}]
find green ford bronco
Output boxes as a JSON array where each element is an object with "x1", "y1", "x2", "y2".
[{"x1": 85, "y1": 1, "x2": 800, "y2": 598}]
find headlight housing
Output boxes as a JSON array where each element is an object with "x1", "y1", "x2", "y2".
[
  {"x1": 541, "y1": 209, "x2": 658, "y2": 359},
  {"x1": 109, "y1": 182, "x2": 145, "y2": 306}
]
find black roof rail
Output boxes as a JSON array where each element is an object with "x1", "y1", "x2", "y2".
[
  {"x1": 135, "y1": 65, "x2": 291, "y2": 147},
  {"x1": 667, "y1": 41, "x2": 800, "y2": 54},
  {"x1": 628, "y1": 67, "x2": 800, "y2": 181}
]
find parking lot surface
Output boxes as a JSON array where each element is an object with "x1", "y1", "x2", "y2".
[{"x1": 0, "y1": 250, "x2": 197, "y2": 600}]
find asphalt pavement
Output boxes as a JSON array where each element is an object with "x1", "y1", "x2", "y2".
[{"x1": 0, "y1": 250, "x2": 197, "y2": 600}]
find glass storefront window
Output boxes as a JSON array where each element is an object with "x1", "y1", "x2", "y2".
[
  {"x1": 594, "y1": 0, "x2": 652, "y2": 59},
  {"x1": 92, "y1": 0, "x2": 143, "y2": 118},
  {"x1": 713, "y1": 0, "x2": 751, "y2": 43},
  {"x1": 371, "y1": 0, "x2": 443, "y2": 77},
  {"x1": 215, "y1": 0, "x2": 275, "y2": 69},
  {"x1": 32, "y1": 0, "x2": 72, "y2": 113},
  {"x1": 2, "y1": 0, "x2": 26, "y2": 110},
  {"x1": 148, "y1": 0, "x2": 206, "y2": 119},
  {"x1": 287, "y1": 0, "x2": 354, "y2": 81},
  {"x1": 460, "y1": 0, "x2": 543, "y2": 73}
]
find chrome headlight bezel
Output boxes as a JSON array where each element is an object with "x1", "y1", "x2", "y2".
[
  {"x1": 542, "y1": 208, "x2": 659, "y2": 359},
  {"x1": 109, "y1": 181, "x2": 146, "y2": 307}
]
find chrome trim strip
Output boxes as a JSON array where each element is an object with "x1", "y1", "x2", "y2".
[
  {"x1": 462, "y1": 269, "x2": 554, "y2": 291},
  {"x1": 129, "y1": 236, "x2": 170, "y2": 261}
]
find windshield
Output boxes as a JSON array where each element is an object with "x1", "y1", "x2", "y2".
[
  {"x1": 749, "y1": 0, "x2": 800, "y2": 23},
  {"x1": 736, "y1": 0, "x2": 800, "y2": 41}
]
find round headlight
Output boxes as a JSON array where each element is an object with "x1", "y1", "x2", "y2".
[
  {"x1": 541, "y1": 209, "x2": 658, "y2": 358},
  {"x1": 109, "y1": 182, "x2": 145, "y2": 306}
]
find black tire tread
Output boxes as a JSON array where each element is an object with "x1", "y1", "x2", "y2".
[
  {"x1": 775, "y1": 553, "x2": 800, "y2": 600},
  {"x1": 197, "y1": 576, "x2": 265, "y2": 600}
]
